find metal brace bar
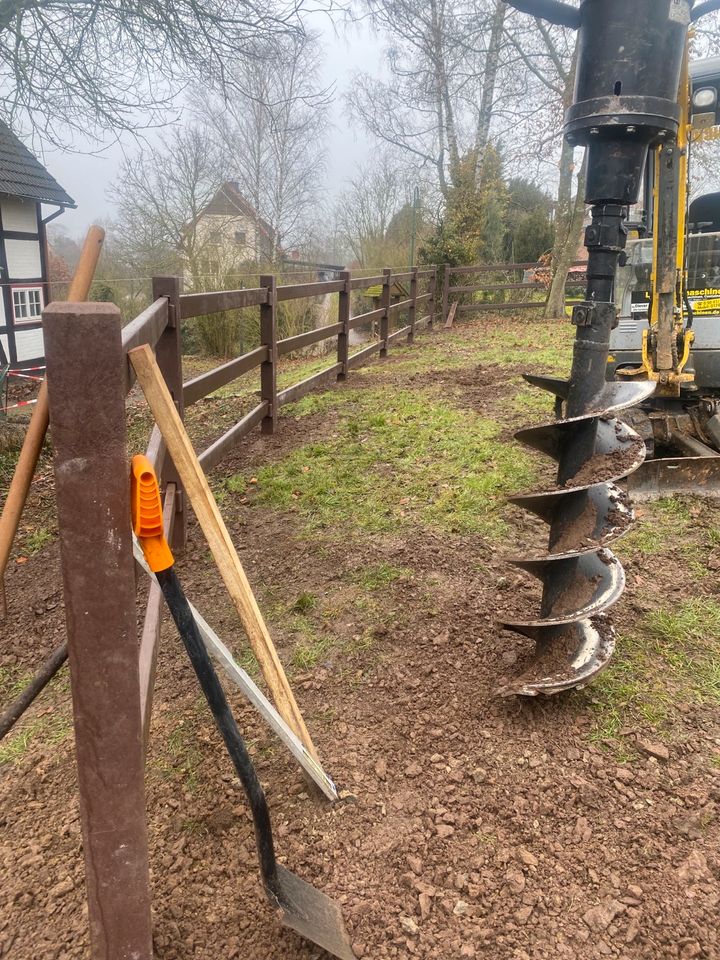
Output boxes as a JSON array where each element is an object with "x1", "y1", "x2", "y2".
[{"x1": 131, "y1": 537, "x2": 338, "y2": 801}]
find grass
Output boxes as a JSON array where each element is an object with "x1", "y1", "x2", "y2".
[
  {"x1": 0, "y1": 710, "x2": 73, "y2": 765},
  {"x1": 226, "y1": 387, "x2": 536, "y2": 540},
  {"x1": 617, "y1": 498, "x2": 714, "y2": 579},
  {"x1": 0, "y1": 665, "x2": 71, "y2": 766},
  {"x1": 25, "y1": 526, "x2": 53, "y2": 554},
  {"x1": 353, "y1": 562, "x2": 411, "y2": 590},
  {"x1": 150, "y1": 709, "x2": 206, "y2": 789},
  {"x1": 586, "y1": 596, "x2": 720, "y2": 743},
  {"x1": 354, "y1": 319, "x2": 574, "y2": 380}
]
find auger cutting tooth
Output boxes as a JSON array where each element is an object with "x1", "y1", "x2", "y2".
[
  {"x1": 497, "y1": 618, "x2": 616, "y2": 697},
  {"x1": 522, "y1": 376, "x2": 656, "y2": 416}
]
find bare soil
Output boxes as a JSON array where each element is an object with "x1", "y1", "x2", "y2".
[{"x1": 2, "y1": 318, "x2": 720, "y2": 960}]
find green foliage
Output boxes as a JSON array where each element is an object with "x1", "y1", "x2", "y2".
[
  {"x1": 420, "y1": 146, "x2": 508, "y2": 267},
  {"x1": 353, "y1": 562, "x2": 411, "y2": 590},
  {"x1": 91, "y1": 281, "x2": 118, "y2": 303},
  {"x1": 418, "y1": 225, "x2": 472, "y2": 269},
  {"x1": 502, "y1": 178, "x2": 554, "y2": 264},
  {"x1": 26, "y1": 527, "x2": 53, "y2": 554}
]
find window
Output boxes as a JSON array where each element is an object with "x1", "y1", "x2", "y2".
[
  {"x1": 234, "y1": 229, "x2": 247, "y2": 245},
  {"x1": 12, "y1": 287, "x2": 43, "y2": 324}
]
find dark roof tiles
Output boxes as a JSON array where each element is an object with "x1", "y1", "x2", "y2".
[{"x1": 0, "y1": 121, "x2": 75, "y2": 207}]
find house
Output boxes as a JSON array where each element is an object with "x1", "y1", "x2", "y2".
[
  {"x1": 0, "y1": 121, "x2": 75, "y2": 369},
  {"x1": 191, "y1": 181, "x2": 274, "y2": 277}
]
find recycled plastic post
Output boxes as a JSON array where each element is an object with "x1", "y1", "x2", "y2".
[
  {"x1": 337, "y1": 269, "x2": 351, "y2": 380},
  {"x1": 0, "y1": 225, "x2": 104, "y2": 616},
  {"x1": 379, "y1": 268, "x2": 391, "y2": 357},
  {"x1": 43, "y1": 301, "x2": 153, "y2": 960}
]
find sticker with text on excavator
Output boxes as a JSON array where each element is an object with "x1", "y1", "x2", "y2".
[{"x1": 687, "y1": 288, "x2": 720, "y2": 317}]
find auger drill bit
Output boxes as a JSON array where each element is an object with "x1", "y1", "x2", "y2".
[{"x1": 500, "y1": 0, "x2": 692, "y2": 695}]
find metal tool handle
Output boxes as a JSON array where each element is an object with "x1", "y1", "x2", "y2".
[
  {"x1": 156, "y1": 566, "x2": 281, "y2": 900},
  {"x1": 131, "y1": 454, "x2": 281, "y2": 898}
]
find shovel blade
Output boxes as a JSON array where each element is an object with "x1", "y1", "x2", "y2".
[
  {"x1": 628, "y1": 457, "x2": 720, "y2": 502},
  {"x1": 273, "y1": 864, "x2": 356, "y2": 960}
]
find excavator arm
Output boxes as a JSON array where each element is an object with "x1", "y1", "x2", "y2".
[{"x1": 499, "y1": 0, "x2": 693, "y2": 695}]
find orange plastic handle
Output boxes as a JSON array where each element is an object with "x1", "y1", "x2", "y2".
[{"x1": 131, "y1": 454, "x2": 174, "y2": 573}]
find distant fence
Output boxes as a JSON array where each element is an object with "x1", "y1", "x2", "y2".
[{"x1": 441, "y1": 260, "x2": 588, "y2": 318}]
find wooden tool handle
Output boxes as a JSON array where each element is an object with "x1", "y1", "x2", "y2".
[
  {"x1": 129, "y1": 344, "x2": 320, "y2": 763},
  {"x1": 67, "y1": 225, "x2": 105, "y2": 302}
]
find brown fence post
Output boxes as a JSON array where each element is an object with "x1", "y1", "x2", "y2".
[
  {"x1": 442, "y1": 263, "x2": 450, "y2": 325},
  {"x1": 152, "y1": 275, "x2": 186, "y2": 550},
  {"x1": 260, "y1": 274, "x2": 278, "y2": 434},
  {"x1": 337, "y1": 269, "x2": 351, "y2": 380},
  {"x1": 43, "y1": 301, "x2": 153, "y2": 960},
  {"x1": 408, "y1": 266, "x2": 418, "y2": 344},
  {"x1": 429, "y1": 265, "x2": 438, "y2": 327},
  {"x1": 379, "y1": 267, "x2": 391, "y2": 357}
]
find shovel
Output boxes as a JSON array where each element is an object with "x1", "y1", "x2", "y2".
[{"x1": 131, "y1": 455, "x2": 356, "y2": 960}]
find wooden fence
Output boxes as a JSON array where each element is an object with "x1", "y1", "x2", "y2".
[
  {"x1": 40, "y1": 263, "x2": 437, "y2": 959},
  {"x1": 441, "y1": 260, "x2": 588, "y2": 317}
]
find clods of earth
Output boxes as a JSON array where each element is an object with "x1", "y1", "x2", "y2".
[{"x1": 1, "y1": 315, "x2": 719, "y2": 959}]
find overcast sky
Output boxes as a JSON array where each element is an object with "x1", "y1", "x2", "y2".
[{"x1": 45, "y1": 11, "x2": 382, "y2": 237}]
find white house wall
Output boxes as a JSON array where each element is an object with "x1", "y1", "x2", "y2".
[
  {"x1": 1, "y1": 197, "x2": 38, "y2": 233},
  {"x1": 5, "y1": 238, "x2": 42, "y2": 279},
  {"x1": 13, "y1": 326, "x2": 44, "y2": 363}
]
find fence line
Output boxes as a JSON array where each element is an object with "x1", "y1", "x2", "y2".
[
  {"x1": 38, "y1": 262, "x2": 437, "y2": 958},
  {"x1": 441, "y1": 260, "x2": 587, "y2": 316},
  {"x1": 33, "y1": 253, "x2": 577, "y2": 954}
]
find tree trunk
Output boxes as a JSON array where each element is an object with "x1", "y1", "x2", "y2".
[
  {"x1": 544, "y1": 39, "x2": 583, "y2": 320},
  {"x1": 475, "y1": 0, "x2": 507, "y2": 185},
  {"x1": 545, "y1": 152, "x2": 587, "y2": 318}
]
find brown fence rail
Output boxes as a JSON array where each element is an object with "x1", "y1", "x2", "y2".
[{"x1": 441, "y1": 260, "x2": 587, "y2": 319}]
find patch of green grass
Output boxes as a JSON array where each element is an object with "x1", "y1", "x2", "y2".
[
  {"x1": 508, "y1": 384, "x2": 555, "y2": 424},
  {"x1": 292, "y1": 591, "x2": 317, "y2": 613},
  {"x1": 292, "y1": 631, "x2": 336, "y2": 670},
  {"x1": 586, "y1": 597, "x2": 720, "y2": 742},
  {"x1": 0, "y1": 710, "x2": 72, "y2": 766},
  {"x1": 356, "y1": 321, "x2": 574, "y2": 379},
  {"x1": 618, "y1": 499, "x2": 709, "y2": 575},
  {"x1": 282, "y1": 390, "x2": 350, "y2": 418},
  {"x1": 25, "y1": 526, "x2": 53, "y2": 554},
  {"x1": 353, "y1": 562, "x2": 411, "y2": 590},
  {"x1": 228, "y1": 388, "x2": 535, "y2": 539},
  {"x1": 0, "y1": 665, "x2": 34, "y2": 700},
  {"x1": 151, "y1": 710, "x2": 206, "y2": 789},
  {"x1": 0, "y1": 449, "x2": 19, "y2": 487}
]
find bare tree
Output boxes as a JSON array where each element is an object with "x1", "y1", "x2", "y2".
[
  {"x1": 334, "y1": 155, "x2": 409, "y2": 265},
  {"x1": 195, "y1": 30, "x2": 330, "y2": 259},
  {"x1": 0, "y1": 0, "x2": 314, "y2": 144},
  {"x1": 111, "y1": 125, "x2": 228, "y2": 286},
  {"x1": 500, "y1": 9, "x2": 585, "y2": 316},
  {"x1": 349, "y1": 0, "x2": 510, "y2": 200}
]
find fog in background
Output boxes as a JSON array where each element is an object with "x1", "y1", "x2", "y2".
[{"x1": 45, "y1": 12, "x2": 382, "y2": 236}]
